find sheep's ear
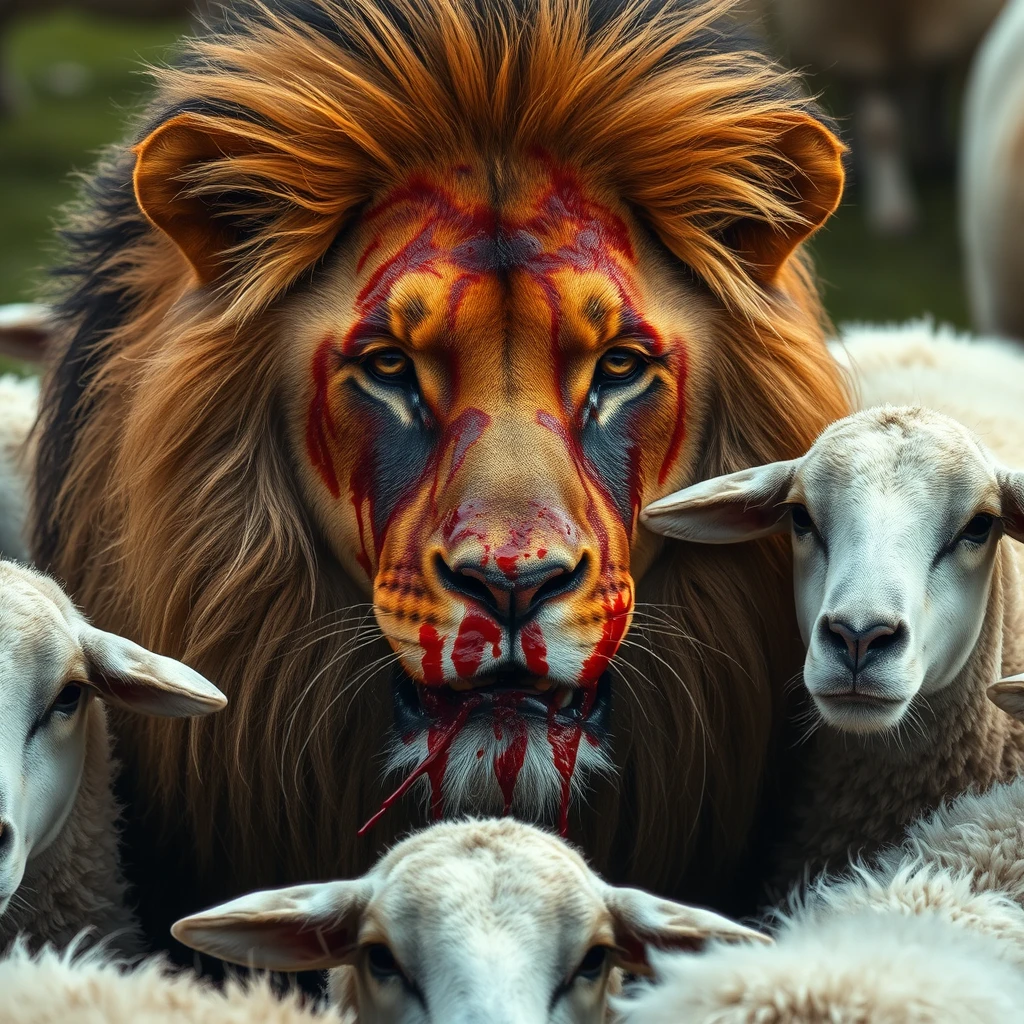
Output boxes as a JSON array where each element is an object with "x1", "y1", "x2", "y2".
[
  {"x1": 79, "y1": 623, "x2": 226, "y2": 718},
  {"x1": 1000, "y1": 469, "x2": 1024, "y2": 542},
  {"x1": 988, "y1": 674, "x2": 1024, "y2": 721},
  {"x1": 604, "y1": 886, "x2": 770, "y2": 975},
  {"x1": 133, "y1": 112, "x2": 260, "y2": 285},
  {"x1": 728, "y1": 111, "x2": 846, "y2": 282},
  {"x1": 171, "y1": 881, "x2": 373, "y2": 972},
  {"x1": 641, "y1": 459, "x2": 801, "y2": 543}
]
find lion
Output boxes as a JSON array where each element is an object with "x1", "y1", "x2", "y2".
[{"x1": 31, "y1": 0, "x2": 848, "y2": 945}]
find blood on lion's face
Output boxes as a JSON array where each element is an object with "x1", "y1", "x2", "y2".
[{"x1": 284, "y1": 154, "x2": 711, "y2": 828}]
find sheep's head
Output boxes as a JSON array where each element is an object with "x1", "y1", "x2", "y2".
[
  {"x1": 641, "y1": 406, "x2": 1024, "y2": 735},
  {"x1": 0, "y1": 561, "x2": 226, "y2": 917},
  {"x1": 172, "y1": 817, "x2": 768, "y2": 1024}
]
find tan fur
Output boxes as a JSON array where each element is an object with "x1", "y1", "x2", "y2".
[{"x1": 32, "y1": 0, "x2": 850, "y2": 909}]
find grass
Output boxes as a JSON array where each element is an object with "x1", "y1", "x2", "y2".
[{"x1": 0, "y1": 11, "x2": 971, "y2": 350}]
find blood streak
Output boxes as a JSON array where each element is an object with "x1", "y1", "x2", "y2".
[
  {"x1": 357, "y1": 695, "x2": 479, "y2": 835},
  {"x1": 451, "y1": 613, "x2": 502, "y2": 678},
  {"x1": 547, "y1": 704, "x2": 583, "y2": 837},
  {"x1": 658, "y1": 346, "x2": 689, "y2": 485},
  {"x1": 419, "y1": 623, "x2": 446, "y2": 686},
  {"x1": 305, "y1": 336, "x2": 340, "y2": 499},
  {"x1": 580, "y1": 592, "x2": 631, "y2": 684},
  {"x1": 492, "y1": 693, "x2": 528, "y2": 814},
  {"x1": 520, "y1": 621, "x2": 549, "y2": 677},
  {"x1": 495, "y1": 554, "x2": 518, "y2": 577}
]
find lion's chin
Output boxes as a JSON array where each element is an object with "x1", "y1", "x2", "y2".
[{"x1": 359, "y1": 671, "x2": 613, "y2": 836}]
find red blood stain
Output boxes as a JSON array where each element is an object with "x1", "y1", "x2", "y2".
[
  {"x1": 536, "y1": 548, "x2": 547, "y2": 558},
  {"x1": 451, "y1": 613, "x2": 502, "y2": 678},
  {"x1": 495, "y1": 554, "x2": 518, "y2": 577},
  {"x1": 658, "y1": 346, "x2": 689, "y2": 485},
  {"x1": 521, "y1": 621, "x2": 549, "y2": 677},
  {"x1": 349, "y1": 449, "x2": 377, "y2": 579},
  {"x1": 547, "y1": 704, "x2": 583, "y2": 837},
  {"x1": 580, "y1": 591, "x2": 632, "y2": 685},
  {"x1": 357, "y1": 694, "x2": 479, "y2": 835},
  {"x1": 419, "y1": 623, "x2": 446, "y2": 686},
  {"x1": 305, "y1": 336, "x2": 341, "y2": 499},
  {"x1": 492, "y1": 693, "x2": 528, "y2": 814}
]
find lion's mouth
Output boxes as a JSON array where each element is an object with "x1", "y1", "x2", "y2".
[{"x1": 358, "y1": 670, "x2": 611, "y2": 837}]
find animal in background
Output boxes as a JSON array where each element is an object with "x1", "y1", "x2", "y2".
[
  {"x1": 643, "y1": 404, "x2": 1024, "y2": 890},
  {"x1": 0, "y1": 559, "x2": 226, "y2": 955},
  {"x1": 961, "y1": 0, "x2": 1024, "y2": 341},
  {"x1": 174, "y1": 818, "x2": 768, "y2": 1024},
  {"x1": 758, "y1": 0, "x2": 1005, "y2": 234}
]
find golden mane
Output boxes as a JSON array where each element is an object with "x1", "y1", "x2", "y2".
[{"x1": 32, "y1": 0, "x2": 849, "y2": 918}]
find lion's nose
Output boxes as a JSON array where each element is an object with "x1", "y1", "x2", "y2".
[{"x1": 436, "y1": 553, "x2": 588, "y2": 623}]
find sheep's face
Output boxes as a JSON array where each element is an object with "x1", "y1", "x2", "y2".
[
  {"x1": 0, "y1": 561, "x2": 226, "y2": 919},
  {"x1": 641, "y1": 406, "x2": 1024, "y2": 735},
  {"x1": 172, "y1": 818, "x2": 769, "y2": 1024}
]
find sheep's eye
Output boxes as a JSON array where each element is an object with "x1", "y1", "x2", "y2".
[
  {"x1": 959, "y1": 513, "x2": 995, "y2": 545},
  {"x1": 596, "y1": 348, "x2": 644, "y2": 385},
  {"x1": 573, "y1": 945, "x2": 610, "y2": 981},
  {"x1": 366, "y1": 349, "x2": 411, "y2": 384},
  {"x1": 366, "y1": 943, "x2": 401, "y2": 980},
  {"x1": 50, "y1": 683, "x2": 84, "y2": 718},
  {"x1": 790, "y1": 503, "x2": 816, "y2": 536}
]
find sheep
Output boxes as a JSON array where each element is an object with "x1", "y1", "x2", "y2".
[
  {"x1": 960, "y1": 0, "x2": 1024, "y2": 340},
  {"x1": 0, "y1": 939, "x2": 350, "y2": 1024},
  {"x1": 613, "y1": 905, "x2": 1024, "y2": 1023},
  {"x1": 0, "y1": 372, "x2": 39, "y2": 562},
  {"x1": 172, "y1": 817, "x2": 769, "y2": 1024},
  {"x1": 641, "y1": 404, "x2": 1024, "y2": 891},
  {"x1": 0, "y1": 559, "x2": 227, "y2": 956}
]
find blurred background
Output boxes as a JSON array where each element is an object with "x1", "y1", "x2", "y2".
[{"x1": 1, "y1": 0, "x2": 1021, "y2": 372}]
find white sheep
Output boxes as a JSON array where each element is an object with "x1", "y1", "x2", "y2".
[
  {"x1": 642, "y1": 404, "x2": 1024, "y2": 888},
  {"x1": 0, "y1": 939, "x2": 350, "y2": 1024},
  {"x1": 0, "y1": 559, "x2": 227, "y2": 955},
  {"x1": 172, "y1": 817, "x2": 768, "y2": 1024},
  {"x1": 960, "y1": 0, "x2": 1024, "y2": 340},
  {"x1": 0, "y1": 372, "x2": 38, "y2": 562},
  {"x1": 614, "y1": 898, "x2": 1024, "y2": 1023}
]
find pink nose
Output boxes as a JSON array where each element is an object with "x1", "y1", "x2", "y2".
[{"x1": 437, "y1": 553, "x2": 587, "y2": 623}]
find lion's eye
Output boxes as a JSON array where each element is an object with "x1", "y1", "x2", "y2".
[
  {"x1": 366, "y1": 349, "x2": 411, "y2": 382},
  {"x1": 959, "y1": 513, "x2": 995, "y2": 545},
  {"x1": 596, "y1": 348, "x2": 642, "y2": 384}
]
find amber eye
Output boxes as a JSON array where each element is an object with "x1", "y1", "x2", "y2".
[
  {"x1": 597, "y1": 348, "x2": 642, "y2": 383},
  {"x1": 367, "y1": 349, "x2": 411, "y2": 382}
]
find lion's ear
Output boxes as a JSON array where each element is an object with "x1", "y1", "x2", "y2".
[
  {"x1": 133, "y1": 112, "x2": 260, "y2": 285},
  {"x1": 729, "y1": 111, "x2": 846, "y2": 283}
]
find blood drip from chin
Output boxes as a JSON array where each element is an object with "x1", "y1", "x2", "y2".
[
  {"x1": 547, "y1": 704, "x2": 583, "y2": 838},
  {"x1": 492, "y1": 693, "x2": 528, "y2": 814},
  {"x1": 357, "y1": 694, "x2": 479, "y2": 836}
]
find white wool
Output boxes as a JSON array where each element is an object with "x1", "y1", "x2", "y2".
[
  {"x1": 0, "y1": 939, "x2": 351, "y2": 1024},
  {"x1": 615, "y1": 907, "x2": 1024, "y2": 1024},
  {"x1": 0, "y1": 373, "x2": 38, "y2": 562},
  {"x1": 830, "y1": 320, "x2": 1024, "y2": 467}
]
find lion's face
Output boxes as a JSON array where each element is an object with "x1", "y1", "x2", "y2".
[{"x1": 284, "y1": 154, "x2": 714, "y2": 820}]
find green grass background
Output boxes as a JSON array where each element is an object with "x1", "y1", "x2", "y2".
[{"x1": 0, "y1": 11, "x2": 971, "y2": 374}]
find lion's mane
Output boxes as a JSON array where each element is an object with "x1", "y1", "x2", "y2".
[{"x1": 32, "y1": 0, "x2": 849, "y2": 926}]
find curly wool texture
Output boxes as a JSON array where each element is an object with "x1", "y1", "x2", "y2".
[
  {"x1": 614, "y1": 908, "x2": 1024, "y2": 1024},
  {"x1": 0, "y1": 373, "x2": 37, "y2": 562},
  {"x1": 0, "y1": 703, "x2": 141, "y2": 957},
  {"x1": 0, "y1": 940, "x2": 352, "y2": 1024}
]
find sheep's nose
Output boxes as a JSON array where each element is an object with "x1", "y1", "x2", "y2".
[
  {"x1": 0, "y1": 819, "x2": 11, "y2": 856},
  {"x1": 822, "y1": 618, "x2": 906, "y2": 672}
]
